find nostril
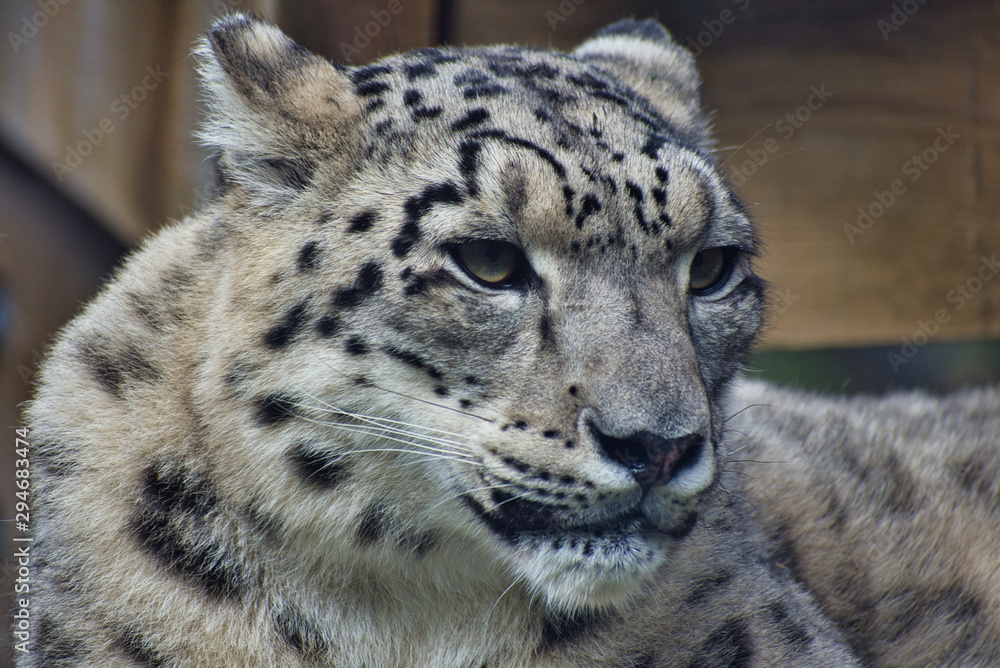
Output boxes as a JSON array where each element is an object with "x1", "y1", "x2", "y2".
[{"x1": 593, "y1": 426, "x2": 704, "y2": 489}]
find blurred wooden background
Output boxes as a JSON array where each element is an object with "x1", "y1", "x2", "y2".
[{"x1": 0, "y1": 1, "x2": 998, "y2": 663}]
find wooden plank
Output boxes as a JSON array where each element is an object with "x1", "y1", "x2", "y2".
[
  {"x1": 0, "y1": 0, "x2": 276, "y2": 244},
  {"x1": 280, "y1": 0, "x2": 438, "y2": 64}
]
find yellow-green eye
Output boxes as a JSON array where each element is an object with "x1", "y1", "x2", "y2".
[
  {"x1": 455, "y1": 240, "x2": 524, "y2": 286},
  {"x1": 689, "y1": 247, "x2": 734, "y2": 295}
]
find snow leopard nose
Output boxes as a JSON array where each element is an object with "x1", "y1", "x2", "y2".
[{"x1": 593, "y1": 427, "x2": 705, "y2": 490}]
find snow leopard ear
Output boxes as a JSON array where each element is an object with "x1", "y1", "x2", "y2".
[
  {"x1": 573, "y1": 19, "x2": 711, "y2": 151},
  {"x1": 196, "y1": 14, "x2": 363, "y2": 202}
]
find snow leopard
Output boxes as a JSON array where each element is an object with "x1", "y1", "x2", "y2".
[{"x1": 16, "y1": 13, "x2": 999, "y2": 667}]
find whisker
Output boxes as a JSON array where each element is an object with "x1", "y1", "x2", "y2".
[
  {"x1": 312, "y1": 355, "x2": 497, "y2": 423},
  {"x1": 300, "y1": 391, "x2": 475, "y2": 441},
  {"x1": 718, "y1": 123, "x2": 774, "y2": 169},
  {"x1": 301, "y1": 411, "x2": 474, "y2": 455},
  {"x1": 724, "y1": 403, "x2": 774, "y2": 422},
  {"x1": 303, "y1": 402, "x2": 474, "y2": 451},
  {"x1": 291, "y1": 414, "x2": 478, "y2": 464},
  {"x1": 428, "y1": 482, "x2": 522, "y2": 512},
  {"x1": 489, "y1": 575, "x2": 525, "y2": 619}
]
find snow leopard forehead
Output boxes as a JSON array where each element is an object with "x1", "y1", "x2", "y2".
[{"x1": 199, "y1": 17, "x2": 755, "y2": 267}]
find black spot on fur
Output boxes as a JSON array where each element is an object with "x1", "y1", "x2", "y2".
[
  {"x1": 316, "y1": 314, "x2": 341, "y2": 338},
  {"x1": 469, "y1": 129, "x2": 566, "y2": 179},
  {"x1": 393, "y1": 182, "x2": 463, "y2": 257},
  {"x1": 132, "y1": 460, "x2": 255, "y2": 601},
  {"x1": 356, "y1": 80, "x2": 390, "y2": 97},
  {"x1": 297, "y1": 241, "x2": 321, "y2": 272},
  {"x1": 458, "y1": 140, "x2": 482, "y2": 197},
  {"x1": 541, "y1": 610, "x2": 599, "y2": 649},
  {"x1": 274, "y1": 604, "x2": 330, "y2": 660},
  {"x1": 261, "y1": 157, "x2": 314, "y2": 190},
  {"x1": 263, "y1": 300, "x2": 310, "y2": 349},
  {"x1": 115, "y1": 626, "x2": 167, "y2": 667},
  {"x1": 687, "y1": 617, "x2": 754, "y2": 668},
  {"x1": 403, "y1": 273, "x2": 428, "y2": 295},
  {"x1": 566, "y1": 72, "x2": 608, "y2": 92},
  {"x1": 562, "y1": 185, "x2": 575, "y2": 216},
  {"x1": 287, "y1": 442, "x2": 351, "y2": 490},
  {"x1": 399, "y1": 530, "x2": 437, "y2": 557},
  {"x1": 356, "y1": 502, "x2": 389, "y2": 546},
  {"x1": 344, "y1": 336, "x2": 369, "y2": 355},
  {"x1": 666, "y1": 510, "x2": 699, "y2": 539},
  {"x1": 254, "y1": 393, "x2": 299, "y2": 426},
  {"x1": 412, "y1": 105, "x2": 443, "y2": 120},
  {"x1": 350, "y1": 64, "x2": 392, "y2": 84},
  {"x1": 334, "y1": 262, "x2": 384, "y2": 308},
  {"x1": 464, "y1": 83, "x2": 508, "y2": 99},
  {"x1": 655, "y1": 166, "x2": 669, "y2": 183},
  {"x1": 403, "y1": 88, "x2": 423, "y2": 106},
  {"x1": 451, "y1": 107, "x2": 490, "y2": 132},
  {"x1": 128, "y1": 291, "x2": 184, "y2": 332},
  {"x1": 686, "y1": 569, "x2": 734, "y2": 605},
  {"x1": 35, "y1": 615, "x2": 85, "y2": 666},
  {"x1": 625, "y1": 180, "x2": 655, "y2": 234},
  {"x1": 347, "y1": 210, "x2": 377, "y2": 233},
  {"x1": 763, "y1": 600, "x2": 812, "y2": 648},
  {"x1": 76, "y1": 334, "x2": 160, "y2": 399},
  {"x1": 501, "y1": 456, "x2": 532, "y2": 474},
  {"x1": 539, "y1": 312, "x2": 553, "y2": 342},
  {"x1": 574, "y1": 194, "x2": 602, "y2": 229},
  {"x1": 642, "y1": 133, "x2": 671, "y2": 159},
  {"x1": 404, "y1": 61, "x2": 436, "y2": 80},
  {"x1": 384, "y1": 346, "x2": 444, "y2": 380}
]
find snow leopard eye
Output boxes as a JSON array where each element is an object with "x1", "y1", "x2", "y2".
[
  {"x1": 453, "y1": 240, "x2": 527, "y2": 287},
  {"x1": 689, "y1": 247, "x2": 736, "y2": 295}
]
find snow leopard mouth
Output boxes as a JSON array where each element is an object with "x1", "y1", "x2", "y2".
[{"x1": 461, "y1": 491, "x2": 696, "y2": 546}]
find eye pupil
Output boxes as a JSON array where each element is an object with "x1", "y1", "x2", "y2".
[
  {"x1": 455, "y1": 240, "x2": 524, "y2": 286},
  {"x1": 689, "y1": 247, "x2": 733, "y2": 295}
]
